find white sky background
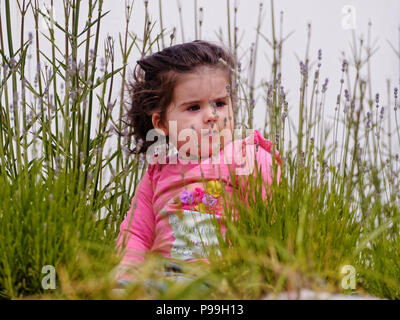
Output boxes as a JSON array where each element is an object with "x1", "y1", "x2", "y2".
[{"x1": 4, "y1": 0, "x2": 400, "y2": 160}]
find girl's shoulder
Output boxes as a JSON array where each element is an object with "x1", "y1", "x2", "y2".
[
  {"x1": 145, "y1": 153, "x2": 183, "y2": 182},
  {"x1": 146, "y1": 161, "x2": 165, "y2": 182}
]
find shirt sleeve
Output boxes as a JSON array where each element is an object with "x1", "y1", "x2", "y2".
[
  {"x1": 115, "y1": 168, "x2": 156, "y2": 279},
  {"x1": 240, "y1": 130, "x2": 281, "y2": 203},
  {"x1": 254, "y1": 138, "x2": 281, "y2": 200}
]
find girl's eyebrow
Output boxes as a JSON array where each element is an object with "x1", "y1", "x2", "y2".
[
  {"x1": 179, "y1": 96, "x2": 227, "y2": 107},
  {"x1": 179, "y1": 99, "x2": 201, "y2": 107}
]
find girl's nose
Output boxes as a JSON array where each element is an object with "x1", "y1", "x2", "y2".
[{"x1": 203, "y1": 103, "x2": 218, "y2": 124}]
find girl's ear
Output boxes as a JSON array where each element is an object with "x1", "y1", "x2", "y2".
[{"x1": 151, "y1": 112, "x2": 168, "y2": 136}]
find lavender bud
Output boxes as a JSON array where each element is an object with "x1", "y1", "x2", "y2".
[
  {"x1": 284, "y1": 101, "x2": 288, "y2": 111},
  {"x1": 344, "y1": 89, "x2": 350, "y2": 102},
  {"x1": 299, "y1": 61, "x2": 308, "y2": 77},
  {"x1": 225, "y1": 84, "x2": 231, "y2": 96},
  {"x1": 199, "y1": 7, "x2": 204, "y2": 24},
  {"x1": 321, "y1": 78, "x2": 329, "y2": 93},
  {"x1": 341, "y1": 59, "x2": 348, "y2": 72},
  {"x1": 314, "y1": 70, "x2": 319, "y2": 81}
]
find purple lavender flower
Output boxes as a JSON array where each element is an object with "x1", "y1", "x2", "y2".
[
  {"x1": 180, "y1": 189, "x2": 194, "y2": 205},
  {"x1": 322, "y1": 78, "x2": 329, "y2": 93},
  {"x1": 300, "y1": 61, "x2": 308, "y2": 77},
  {"x1": 366, "y1": 111, "x2": 371, "y2": 128},
  {"x1": 314, "y1": 70, "x2": 319, "y2": 82},
  {"x1": 341, "y1": 60, "x2": 348, "y2": 72},
  {"x1": 249, "y1": 98, "x2": 255, "y2": 108},
  {"x1": 344, "y1": 89, "x2": 350, "y2": 102}
]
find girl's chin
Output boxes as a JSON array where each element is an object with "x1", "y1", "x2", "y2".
[{"x1": 200, "y1": 145, "x2": 221, "y2": 158}]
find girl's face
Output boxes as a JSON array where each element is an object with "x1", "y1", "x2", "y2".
[{"x1": 152, "y1": 67, "x2": 235, "y2": 160}]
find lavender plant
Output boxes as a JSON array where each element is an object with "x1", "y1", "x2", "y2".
[{"x1": 0, "y1": 0, "x2": 147, "y2": 298}]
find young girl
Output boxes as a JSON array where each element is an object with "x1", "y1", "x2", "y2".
[{"x1": 114, "y1": 40, "x2": 281, "y2": 283}]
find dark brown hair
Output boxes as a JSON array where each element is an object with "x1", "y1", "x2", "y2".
[{"x1": 121, "y1": 40, "x2": 235, "y2": 155}]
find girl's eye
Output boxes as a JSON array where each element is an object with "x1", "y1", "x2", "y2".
[
  {"x1": 187, "y1": 105, "x2": 200, "y2": 111},
  {"x1": 187, "y1": 101, "x2": 226, "y2": 111}
]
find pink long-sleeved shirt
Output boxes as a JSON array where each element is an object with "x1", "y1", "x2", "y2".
[{"x1": 115, "y1": 130, "x2": 281, "y2": 280}]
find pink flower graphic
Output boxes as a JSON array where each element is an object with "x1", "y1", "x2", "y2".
[{"x1": 193, "y1": 187, "x2": 205, "y2": 203}]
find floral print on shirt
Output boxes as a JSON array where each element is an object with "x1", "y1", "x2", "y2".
[{"x1": 177, "y1": 180, "x2": 223, "y2": 215}]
